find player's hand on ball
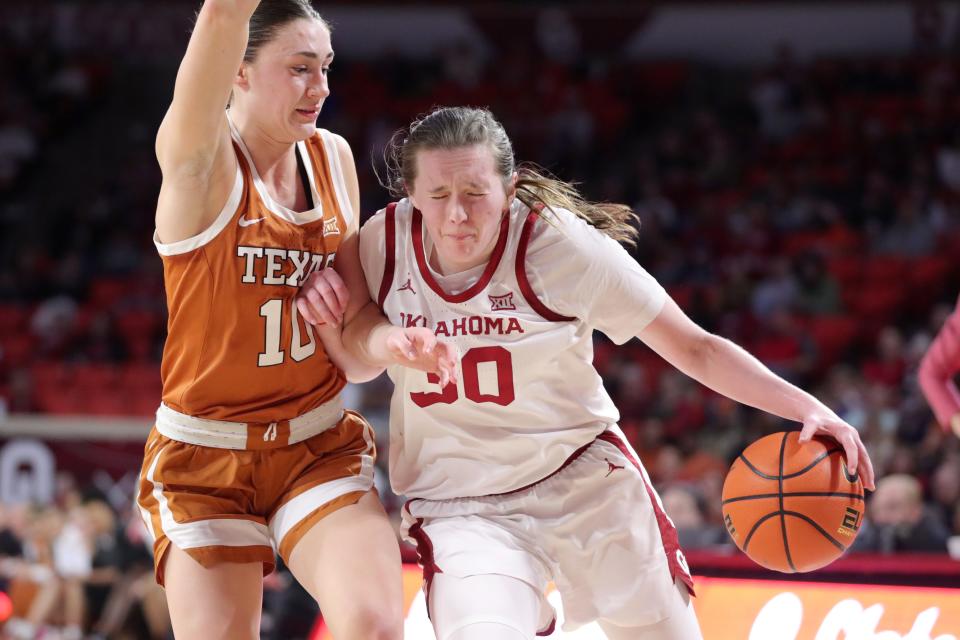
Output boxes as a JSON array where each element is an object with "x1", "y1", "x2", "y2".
[
  {"x1": 385, "y1": 327, "x2": 458, "y2": 387},
  {"x1": 296, "y1": 269, "x2": 349, "y2": 327},
  {"x1": 798, "y1": 409, "x2": 875, "y2": 491}
]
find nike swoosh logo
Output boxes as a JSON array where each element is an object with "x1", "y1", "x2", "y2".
[{"x1": 238, "y1": 217, "x2": 265, "y2": 227}]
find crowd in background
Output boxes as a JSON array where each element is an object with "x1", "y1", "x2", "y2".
[{"x1": 1, "y1": 1, "x2": 959, "y2": 637}]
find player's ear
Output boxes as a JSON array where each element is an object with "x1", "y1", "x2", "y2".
[
  {"x1": 235, "y1": 62, "x2": 250, "y2": 91},
  {"x1": 405, "y1": 182, "x2": 421, "y2": 210},
  {"x1": 504, "y1": 172, "x2": 518, "y2": 211}
]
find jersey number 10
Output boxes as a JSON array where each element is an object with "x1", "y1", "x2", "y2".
[
  {"x1": 411, "y1": 346, "x2": 515, "y2": 408},
  {"x1": 258, "y1": 298, "x2": 316, "y2": 366}
]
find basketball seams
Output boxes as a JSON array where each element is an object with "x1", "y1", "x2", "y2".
[
  {"x1": 782, "y1": 511, "x2": 846, "y2": 551},
  {"x1": 737, "y1": 454, "x2": 778, "y2": 480},
  {"x1": 739, "y1": 443, "x2": 844, "y2": 481},
  {"x1": 722, "y1": 491, "x2": 865, "y2": 505},
  {"x1": 742, "y1": 511, "x2": 781, "y2": 552},
  {"x1": 777, "y1": 432, "x2": 798, "y2": 572},
  {"x1": 782, "y1": 446, "x2": 844, "y2": 479}
]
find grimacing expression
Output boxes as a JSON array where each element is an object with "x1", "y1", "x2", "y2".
[
  {"x1": 409, "y1": 144, "x2": 517, "y2": 275},
  {"x1": 236, "y1": 18, "x2": 332, "y2": 142}
]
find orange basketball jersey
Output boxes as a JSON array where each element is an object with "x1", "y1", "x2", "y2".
[{"x1": 154, "y1": 121, "x2": 351, "y2": 426}]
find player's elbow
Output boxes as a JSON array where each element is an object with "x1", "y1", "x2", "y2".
[
  {"x1": 685, "y1": 331, "x2": 722, "y2": 376},
  {"x1": 197, "y1": 0, "x2": 259, "y2": 24},
  {"x1": 343, "y1": 365, "x2": 385, "y2": 384}
]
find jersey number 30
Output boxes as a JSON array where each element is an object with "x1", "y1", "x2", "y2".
[{"x1": 411, "y1": 346, "x2": 515, "y2": 407}]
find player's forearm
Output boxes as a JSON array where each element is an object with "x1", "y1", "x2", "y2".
[
  {"x1": 315, "y1": 322, "x2": 383, "y2": 383},
  {"x1": 918, "y1": 312, "x2": 960, "y2": 428},
  {"x1": 683, "y1": 333, "x2": 828, "y2": 423},
  {"x1": 918, "y1": 361, "x2": 960, "y2": 429},
  {"x1": 341, "y1": 301, "x2": 397, "y2": 370}
]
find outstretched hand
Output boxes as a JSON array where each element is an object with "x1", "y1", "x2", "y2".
[
  {"x1": 384, "y1": 326, "x2": 459, "y2": 387},
  {"x1": 798, "y1": 410, "x2": 876, "y2": 491}
]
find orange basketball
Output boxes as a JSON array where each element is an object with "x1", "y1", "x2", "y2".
[{"x1": 721, "y1": 431, "x2": 865, "y2": 573}]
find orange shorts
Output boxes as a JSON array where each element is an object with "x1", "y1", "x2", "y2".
[{"x1": 136, "y1": 410, "x2": 376, "y2": 586}]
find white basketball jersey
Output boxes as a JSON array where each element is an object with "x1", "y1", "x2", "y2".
[{"x1": 360, "y1": 198, "x2": 666, "y2": 499}]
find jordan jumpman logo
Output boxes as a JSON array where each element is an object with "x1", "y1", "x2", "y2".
[
  {"x1": 604, "y1": 458, "x2": 625, "y2": 477},
  {"x1": 397, "y1": 278, "x2": 416, "y2": 294}
]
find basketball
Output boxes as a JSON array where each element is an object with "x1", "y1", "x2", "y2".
[{"x1": 721, "y1": 431, "x2": 865, "y2": 573}]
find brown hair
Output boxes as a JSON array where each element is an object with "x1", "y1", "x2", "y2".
[
  {"x1": 381, "y1": 106, "x2": 639, "y2": 245},
  {"x1": 244, "y1": 0, "x2": 329, "y2": 62}
]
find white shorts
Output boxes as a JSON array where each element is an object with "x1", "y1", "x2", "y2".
[{"x1": 401, "y1": 427, "x2": 694, "y2": 634}]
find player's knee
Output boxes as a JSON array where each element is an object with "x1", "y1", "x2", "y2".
[
  {"x1": 225, "y1": 616, "x2": 261, "y2": 640},
  {"x1": 330, "y1": 601, "x2": 402, "y2": 640},
  {"x1": 446, "y1": 621, "x2": 528, "y2": 640}
]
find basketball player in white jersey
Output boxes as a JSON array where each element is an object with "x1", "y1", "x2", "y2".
[
  {"x1": 142, "y1": 1, "x2": 445, "y2": 638},
  {"x1": 299, "y1": 107, "x2": 876, "y2": 640}
]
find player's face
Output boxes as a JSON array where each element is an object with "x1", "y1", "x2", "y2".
[
  {"x1": 409, "y1": 145, "x2": 516, "y2": 274},
  {"x1": 237, "y1": 18, "x2": 332, "y2": 142}
]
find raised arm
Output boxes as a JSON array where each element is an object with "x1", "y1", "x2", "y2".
[
  {"x1": 918, "y1": 296, "x2": 960, "y2": 436},
  {"x1": 638, "y1": 297, "x2": 876, "y2": 490},
  {"x1": 155, "y1": 0, "x2": 259, "y2": 243}
]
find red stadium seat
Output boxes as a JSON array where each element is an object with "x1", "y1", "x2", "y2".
[
  {"x1": 130, "y1": 389, "x2": 160, "y2": 416},
  {"x1": 35, "y1": 385, "x2": 84, "y2": 415},
  {"x1": 88, "y1": 278, "x2": 132, "y2": 308},
  {"x1": 74, "y1": 363, "x2": 122, "y2": 390},
  {"x1": 907, "y1": 256, "x2": 952, "y2": 303},
  {"x1": 818, "y1": 224, "x2": 862, "y2": 255},
  {"x1": 0, "y1": 335, "x2": 36, "y2": 371},
  {"x1": 0, "y1": 304, "x2": 30, "y2": 337},
  {"x1": 84, "y1": 388, "x2": 132, "y2": 415},
  {"x1": 842, "y1": 287, "x2": 906, "y2": 340},
  {"x1": 800, "y1": 315, "x2": 861, "y2": 370},
  {"x1": 123, "y1": 363, "x2": 162, "y2": 394},
  {"x1": 667, "y1": 285, "x2": 694, "y2": 310},
  {"x1": 115, "y1": 309, "x2": 160, "y2": 342},
  {"x1": 827, "y1": 256, "x2": 863, "y2": 289},
  {"x1": 781, "y1": 232, "x2": 823, "y2": 257},
  {"x1": 862, "y1": 256, "x2": 907, "y2": 285}
]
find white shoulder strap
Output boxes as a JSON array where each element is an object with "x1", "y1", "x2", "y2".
[{"x1": 317, "y1": 129, "x2": 354, "y2": 227}]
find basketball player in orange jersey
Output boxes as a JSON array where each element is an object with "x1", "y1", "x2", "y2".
[
  {"x1": 136, "y1": 2, "x2": 451, "y2": 638},
  {"x1": 300, "y1": 107, "x2": 877, "y2": 640}
]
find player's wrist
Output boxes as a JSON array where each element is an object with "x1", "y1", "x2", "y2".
[
  {"x1": 366, "y1": 323, "x2": 401, "y2": 365},
  {"x1": 383, "y1": 326, "x2": 422, "y2": 366},
  {"x1": 950, "y1": 413, "x2": 960, "y2": 437}
]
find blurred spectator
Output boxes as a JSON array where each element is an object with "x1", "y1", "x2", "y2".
[
  {"x1": 749, "y1": 310, "x2": 815, "y2": 383},
  {"x1": 751, "y1": 257, "x2": 798, "y2": 319},
  {"x1": 936, "y1": 131, "x2": 960, "y2": 192},
  {"x1": 792, "y1": 252, "x2": 841, "y2": 316},
  {"x1": 873, "y1": 190, "x2": 937, "y2": 257},
  {"x1": 929, "y1": 455, "x2": 960, "y2": 536},
  {"x1": 852, "y1": 474, "x2": 950, "y2": 554},
  {"x1": 535, "y1": 8, "x2": 580, "y2": 64},
  {"x1": 70, "y1": 312, "x2": 128, "y2": 364},
  {"x1": 89, "y1": 512, "x2": 170, "y2": 640},
  {"x1": 862, "y1": 327, "x2": 908, "y2": 389},
  {"x1": 660, "y1": 484, "x2": 730, "y2": 550},
  {"x1": 0, "y1": 493, "x2": 173, "y2": 640},
  {"x1": 29, "y1": 296, "x2": 79, "y2": 359}
]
